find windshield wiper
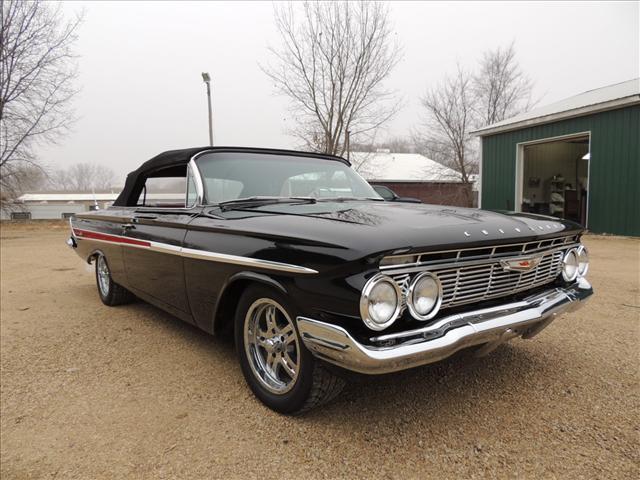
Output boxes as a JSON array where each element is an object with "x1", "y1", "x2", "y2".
[
  {"x1": 216, "y1": 196, "x2": 317, "y2": 211},
  {"x1": 315, "y1": 196, "x2": 384, "y2": 202}
]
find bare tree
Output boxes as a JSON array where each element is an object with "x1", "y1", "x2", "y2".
[
  {"x1": 263, "y1": 1, "x2": 402, "y2": 156},
  {"x1": 0, "y1": 0, "x2": 81, "y2": 211},
  {"x1": 473, "y1": 41, "x2": 535, "y2": 126},
  {"x1": 416, "y1": 43, "x2": 535, "y2": 207},
  {"x1": 0, "y1": 162, "x2": 46, "y2": 204},
  {"x1": 418, "y1": 66, "x2": 476, "y2": 206},
  {"x1": 49, "y1": 163, "x2": 116, "y2": 191}
]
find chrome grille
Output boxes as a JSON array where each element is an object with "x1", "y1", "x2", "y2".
[
  {"x1": 386, "y1": 236, "x2": 578, "y2": 313},
  {"x1": 434, "y1": 250, "x2": 563, "y2": 308}
]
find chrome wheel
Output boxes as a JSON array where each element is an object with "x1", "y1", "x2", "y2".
[
  {"x1": 97, "y1": 255, "x2": 110, "y2": 297},
  {"x1": 244, "y1": 298, "x2": 300, "y2": 394}
]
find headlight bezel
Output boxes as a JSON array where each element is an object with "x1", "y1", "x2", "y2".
[
  {"x1": 407, "y1": 271, "x2": 443, "y2": 321},
  {"x1": 359, "y1": 274, "x2": 402, "y2": 331},
  {"x1": 562, "y1": 248, "x2": 580, "y2": 282},
  {"x1": 576, "y1": 245, "x2": 589, "y2": 277}
]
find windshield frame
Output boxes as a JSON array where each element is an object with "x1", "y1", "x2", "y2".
[{"x1": 192, "y1": 150, "x2": 382, "y2": 206}]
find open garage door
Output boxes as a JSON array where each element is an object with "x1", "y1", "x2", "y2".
[{"x1": 516, "y1": 134, "x2": 590, "y2": 227}]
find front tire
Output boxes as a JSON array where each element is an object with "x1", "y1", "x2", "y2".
[
  {"x1": 234, "y1": 285, "x2": 345, "y2": 414},
  {"x1": 95, "y1": 253, "x2": 134, "y2": 306}
]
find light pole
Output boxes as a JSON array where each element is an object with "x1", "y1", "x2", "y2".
[{"x1": 201, "y1": 72, "x2": 213, "y2": 146}]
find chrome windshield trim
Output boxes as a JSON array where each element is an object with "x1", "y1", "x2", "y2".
[{"x1": 188, "y1": 155, "x2": 207, "y2": 206}]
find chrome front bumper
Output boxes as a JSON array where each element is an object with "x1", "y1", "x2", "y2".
[{"x1": 297, "y1": 279, "x2": 593, "y2": 375}]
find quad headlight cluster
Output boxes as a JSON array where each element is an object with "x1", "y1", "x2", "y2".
[
  {"x1": 361, "y1": 244, "x2": 589, "y2": 331},
  {"x1": 360, "y1": 272, "x2": 443, "y2": 331},
  {"x1": 562, "y1": 245, "x2": 589, "y2": 282}
]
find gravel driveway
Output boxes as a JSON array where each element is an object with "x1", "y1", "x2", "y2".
[{"x1": 1, "y1": 222, "x2": 638, "y2": 479}]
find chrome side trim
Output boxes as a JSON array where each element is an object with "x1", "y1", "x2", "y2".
[
  {"x1": 179, "y1": 247, "x2": 318, "y2": 274},
  {"x1": 73, "y1": 228, "x2": 318, "y2": 275},
  {"x1": 297, "y1": 280, "x2": 592, "y2": 375}
]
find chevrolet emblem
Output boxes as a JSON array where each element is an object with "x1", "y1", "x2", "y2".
[{"x1": 500, "y1": 255, "x2": 543, "y2": 272}]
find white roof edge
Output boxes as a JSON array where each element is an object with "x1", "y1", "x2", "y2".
[
  {"x1": 472, "y1": 95, "x2": 640, "y2": 137},
  {"x1": 472, "y1": 78, "x2": 640, "y2": 137},
  {"x1": 368, "y1": 179, "x2": 464, "y2": 184}
]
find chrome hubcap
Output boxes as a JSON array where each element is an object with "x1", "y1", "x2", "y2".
[
  {"x1": 244, "y1": 298, "x2": 299, "y2": 394},
  {"x1": 97, "y1": 255, "x2": 110, "y2": 297}
]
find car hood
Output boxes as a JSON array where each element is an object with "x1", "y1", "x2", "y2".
[{"x1": 211, "y1": 201, "x2": 582, "y2": 260}]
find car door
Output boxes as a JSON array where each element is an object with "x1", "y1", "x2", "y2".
[{"x1": 122, "y1": 165, "x2": 200, "y2": 314}]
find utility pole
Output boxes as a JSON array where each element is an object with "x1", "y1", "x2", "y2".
[
  {"x1": 346, "y1": 130, "x2": 351, "y2": 161},
  {"x1": 201, "y1": 72, "x2": 213, "y2": 146}
]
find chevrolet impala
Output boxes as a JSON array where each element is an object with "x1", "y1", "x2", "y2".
[{"x1": 68, "y1": 147, "x2": 593, "y2": 413}]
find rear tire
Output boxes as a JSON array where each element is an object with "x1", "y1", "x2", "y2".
[
  {"x1": 234, "y1": 284, "x2": 345, "y2": 414},
  {"x1": 95, "y1": 253, "x2": 134, "y2": 306}
]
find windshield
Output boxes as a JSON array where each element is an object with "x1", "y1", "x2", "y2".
[{"x1": 195, "y1": 152, "x2": 382, "y2": 204}]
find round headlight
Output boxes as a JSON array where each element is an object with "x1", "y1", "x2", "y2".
[
  {"x1": 577, "y1": 245, "x2": 589, "y2": 277},
  {"x1": 562, "y1": 248, "x2": 579, "y2": 282},
  {"x1": 360, "y1": 275, "x2": 401, "y2": 331},
  {"x1": 407, "y1": 272, "x2": 442, "y2": 321}
]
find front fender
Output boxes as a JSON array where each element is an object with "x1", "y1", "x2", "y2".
[{"x1": 225, "y1": 271, "x2": 288, "y2": 295}]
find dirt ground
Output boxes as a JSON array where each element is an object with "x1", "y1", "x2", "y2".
[{"x1": 1, "y1": 221, "x2": 638, "y2": 479}]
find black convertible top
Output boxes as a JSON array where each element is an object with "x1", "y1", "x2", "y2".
[{"x1": 113, "y1": 146, "x2": 350, "y2": 207}]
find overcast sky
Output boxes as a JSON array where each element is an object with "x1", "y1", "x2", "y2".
[{"x1": 39, "y1": 1, "x2": 639, "y2": 181}]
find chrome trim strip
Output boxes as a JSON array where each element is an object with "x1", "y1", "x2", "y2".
[
  {"x1": 179, "y1": 247, "x2": 318, "y2": 274},
  {"x1": 297, "y1": 279, "x2": 593, "y2": 375},
  {"x1": 73, "y1": 228, "x2": 318, "y2": 274}
]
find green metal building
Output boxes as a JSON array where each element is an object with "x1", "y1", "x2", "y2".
[{"x1": 474, "y1": 79, "x2": 639, "y2": 237}]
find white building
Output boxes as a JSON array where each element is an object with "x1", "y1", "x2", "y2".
[
  {"x1": 351, "y1": 150, "x2": 460, "y2": 182},
  {"x1": 350, "y1": 150, "x2": 473, "y2": 206},
  {"x1": 1, "y1": 193, "x2": 184, "y2": 220}
]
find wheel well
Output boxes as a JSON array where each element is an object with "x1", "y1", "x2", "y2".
[
  {"x1": 213, "y1": 276, "x2": 287, "y2": 335},
  {"x1": 213, "y1": 279, "x2": 251, "y2": 335},
  {"x1": 86, "y1": 249, "x2": 102, "y2": 264}
]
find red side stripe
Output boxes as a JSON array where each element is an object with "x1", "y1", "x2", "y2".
[{"x1": 73, "y1": 229, "x2": 151, "y2": 247}]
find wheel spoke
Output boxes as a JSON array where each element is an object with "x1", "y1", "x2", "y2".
[
  {"x1": 265, "y1": 305, "x2": 277, "y2": 332},
  {"x1": 254, "y1": 323, "x2": 268, "y2": 340},
  {"x1": 281, "y1": 324, "x2": 296, "y2": 344},
  {"x1": 267, "y1": 352, "x2": 279, "y2": 375},
  {"x1": 280, "y1": 353, "x2": 296, "y2": 378}
]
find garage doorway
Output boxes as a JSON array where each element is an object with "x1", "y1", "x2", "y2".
[{"x1": 515, "y1": 133, "x2": 590, "y2": 227}]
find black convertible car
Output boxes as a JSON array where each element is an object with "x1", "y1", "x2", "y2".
[{"x1": 68, "y1": 147, "x2": 593, "y2": 413}]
